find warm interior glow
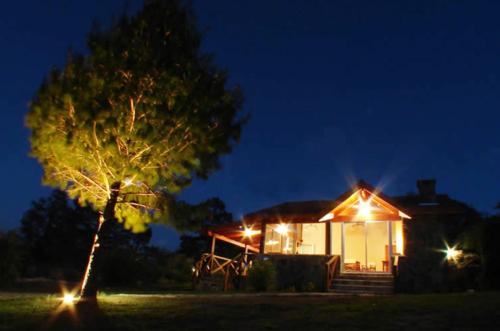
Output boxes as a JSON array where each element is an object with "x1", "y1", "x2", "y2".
[
  {"x1": 394, "y1": 221, "x2": 404, "y2": 255},
  {"x1": 299, "y1": 223, "x2": 325, "y2": 254},
  {"x1": 283, "y1": 237, "x2": 291, "y2": 252},
  {"x1": 62, "y1": 293, "x2": 75, "y2": 304},
  {"x1": 344, "y1": 221, "x2": 390, "y2": 272},
  {"x1": 263, "y1": 223, "x2": 326, "y2": 255},
  {"x1": 275, "y1": 223, "x2": 289, "y2": 235}
]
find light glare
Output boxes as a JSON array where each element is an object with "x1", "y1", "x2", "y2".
[
  {"x1": 243, "y1": 227, "x2": 260, "y2": 237},
  {"x1": 357, "y1": 199, "x2": 372, "y2": 218},
  {"x1": 275, "y1": 224, "x2": 288, "y2": 235},
  {"x1": 123, "y1": 178, "x2": 134, "y2": 187},
  {"x1": 62, "y1": 293, "x2": 75, "y2": 304},
  {"x1": 446, "y1": 246, "x2": 461, "y2": 261}
]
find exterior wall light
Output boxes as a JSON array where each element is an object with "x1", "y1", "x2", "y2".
[
  {"x1": 445, "y1": 244, "x2": 462, "y2": 261},
  {"x1": 62, "y1": 293, "x2": 75, "y2": 304},
  {"x1": 243, "y1": 228, "x2": 260, "y2": 237},
  {"x1": 275, "y1": 224, "x2": 289, "y2": 235},
  {"x1": 357, "y1": 197, "x2": 373, "y2": 218}
]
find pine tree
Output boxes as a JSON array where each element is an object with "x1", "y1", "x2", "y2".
[{"x1": 26, "y1": 0, "x2": 244, "y2": 301}]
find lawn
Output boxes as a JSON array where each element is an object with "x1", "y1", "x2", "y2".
[{"x1": 1, "y1": 291, "x2": 500, "y2": 331}]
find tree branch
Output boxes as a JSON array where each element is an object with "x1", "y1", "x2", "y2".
[
  {"x1": 128, "y1": 97, "x2": 136, "y2": 133},
  {"x1": 130, "y1": 144, "x2": 152, "y2": 163}
]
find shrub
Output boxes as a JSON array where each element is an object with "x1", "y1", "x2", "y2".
[
  {"x1": 304, "y1": 281, "x2": 316, "y2": 292},
  {"x1": 247, "y1": 259, "x2": 277, "y2": 291},
  {"x1": 0, "y1": 231, "x2": 24, "y2": 286},
  {"x1": 271, "y1": 255, "x2": 327, "y2": 292}
]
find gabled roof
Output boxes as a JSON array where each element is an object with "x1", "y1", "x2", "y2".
[
  {"x1": 318, "y1": 181, "x2": 411, "y2": 222},
  {"x1": 243, "y1": 180, "x2": 411, "y2": 224},
  {"x1": 241, "y1": 180, "x2": 475, "y2": 224}
]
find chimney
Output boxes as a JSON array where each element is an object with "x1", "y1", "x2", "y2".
[{"x1": 417, "y1": 179, "x2": 436, "y2": 201}]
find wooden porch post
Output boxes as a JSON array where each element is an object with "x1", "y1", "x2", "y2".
[
  {"x1": 259, "y1": 220, "x2": 267, "y2": 255},
  {"x1": 325, "y1": 221, "x2": 331, "y2": 255},
  {"x1": 210, "y1": 235, "x2": 216, "y2": 255},
  {"x1": 210, "y1": 235, "x2": 216, "y2": 271},
  {"x1": 243, "y1": 244, "x2": 249, "y2": 276},
  {"x1": 388, "y1": 221, "x2": 393, "y2": 274}
]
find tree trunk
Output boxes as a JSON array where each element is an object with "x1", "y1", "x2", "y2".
[{"x1": 79, "y1": 181, "x2": 121, "y2": 302}]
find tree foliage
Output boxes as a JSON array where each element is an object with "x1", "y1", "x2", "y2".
[
  {"x1": 0, "y1": 230, "x2": 25, "y2": 285},
  {"x1": 26, "y1": 0, "x2": 244, "y2": 232},
  {"x1": 177, "y1": 197, "x2": 235, "y2": 258}
]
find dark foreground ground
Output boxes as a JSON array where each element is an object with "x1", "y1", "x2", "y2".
[{"x1": 1, "y1": 291, "x2": 500, "y2": 331}]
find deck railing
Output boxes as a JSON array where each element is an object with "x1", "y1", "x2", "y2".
[
  {"x1": 325, "y1": 255, "x2": 340, "y2": 289},
  {"x1": 192, "y1": 252, "x2": 254, "y2": 290}
]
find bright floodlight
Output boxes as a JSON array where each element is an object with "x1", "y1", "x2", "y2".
[
  {"x1": 243, "y1": 227, "x2": 260, "y2": 237},
  {"x1": 62, "y1": 293, "x2": 75, "y2": 304},
  {"x1": 276, "y1": 224, "x2": 288, "y2": 235},
  {"x1": 357, "y1": 199, "x2": 372, "y2": 218},
  {"x1": 446, "y1": 246, "x2": 460, "y2": 261},
  {"x1": 123, "y1": 177, "x2": 134, "y2": 187}
]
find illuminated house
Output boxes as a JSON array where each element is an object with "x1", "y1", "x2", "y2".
[{"x1": 193, "y1": 180, "x2": 475, "y2": 293}]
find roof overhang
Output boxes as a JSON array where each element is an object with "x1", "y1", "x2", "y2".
[{"x1": 319, "y1": 186, "x2": 411, "y2": 222}]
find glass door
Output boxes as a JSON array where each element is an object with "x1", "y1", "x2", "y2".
[
  {"x1": 343, "y1": 222, "x2": 366, "y2": 272},
  {"x1": 342, "y1": 221, "x2": 391, "y2": 273},
  {"x1": 366, "y1": 221, "x2": 390, "y2": 272}
]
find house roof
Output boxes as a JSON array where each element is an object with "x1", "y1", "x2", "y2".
[
  {"x1": 243, "y1": 200, "x2": 335, "y2": 224},
  {"x1": 242, "y1": 193, "x2": 471, "y2": 224},
  {"x1": 207, "y1": 180, "x2": 474, "y2": 250},
  {"x1": 243, "y1": 180, "x2": 413, "y2": 224},
  {"x1": 393, "y1": 194, "x2": 474, "y2": 216}
]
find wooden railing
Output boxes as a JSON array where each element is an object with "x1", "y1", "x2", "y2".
[
  {"x1": 192, "y1": 252, "x2": 254, "y2": 290},
  {"x1": 325, "y1": 255, "x2": 340, "y2": 289}
]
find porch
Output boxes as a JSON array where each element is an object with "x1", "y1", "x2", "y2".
[{"x1": 192, "y1": 181, "x2": 410, "y2": 291}]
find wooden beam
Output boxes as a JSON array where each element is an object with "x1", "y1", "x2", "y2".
[
  {"x1": 329, "y1": 189, "x2": 360, "y2": 219},
  {"x1": 332, "y1": 214, "x2": 402, "y2": 222},
  {"x1": 210, "y1": 235, "x2": 216, "y2": 255},
  {"x1": 259, "y1": 221, "x2": 267, "y2": 254},
  {"x1": 325, "y1": 221, "x2": 331, "y2": 255},
  {"x1": 213, "y1": 233, "x2": 260, "y2": 253}
]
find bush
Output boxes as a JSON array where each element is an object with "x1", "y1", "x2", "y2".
[
  {"x1": 396, "y1": 215, "x2": 483, "y2": 293},
  {"x1": 464, "y1": 218, "x2": 500, "y2": 290},
  {"x1": 157, "y1": 253, "x2": 194, "y2": 288},
  {"x1": 0, "y1": 231, "x2": 24, "y2": 286},
  {"x1": 270, "y1": 255, "x2": 327, "y2": 292},
  {"x1": 247, "y1": 259, "x2": 277, "y2": 291}
]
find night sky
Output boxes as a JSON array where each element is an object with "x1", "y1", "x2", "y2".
[{"x1": 1, "y1": 1, "x2": 499, "y2": 249}]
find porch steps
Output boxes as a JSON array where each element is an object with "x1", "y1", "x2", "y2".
[{"x1": 329, "y1": 273, "x2": 394, "y2": 295}]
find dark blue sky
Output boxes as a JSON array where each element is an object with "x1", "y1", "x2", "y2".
[{"x1": 1, "y1": 1, "x2": 499, "y2": 249}]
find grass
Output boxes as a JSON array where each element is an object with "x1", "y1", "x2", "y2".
[{"x1": 1, "y1": 291, "x2": 500, "y2": 330}]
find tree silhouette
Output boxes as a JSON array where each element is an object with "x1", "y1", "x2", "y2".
[
  {"x1": 178, "y1": 197, "x2": 234, "y2": 258},
  {"x1": 26, "y1": 0, "x2": 244, "y2": 301},
  {"x1": 20, "y1": 190, "x2": 151, "y2": 281}
]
